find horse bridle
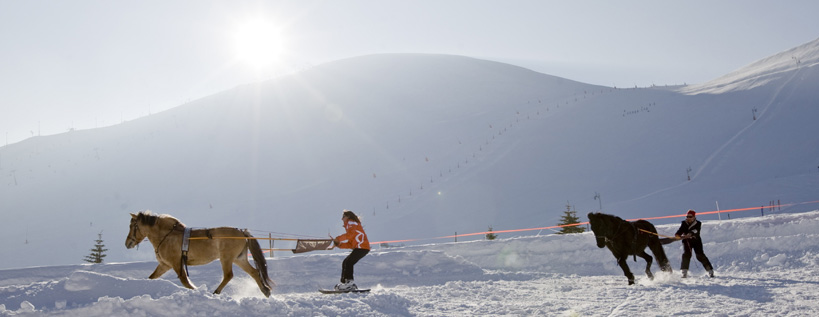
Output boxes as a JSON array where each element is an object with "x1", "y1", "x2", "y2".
[
  {"x1": 128, "y1": 218, "x2": 143, "y2": 247},
  {"x1": 129, "y1": 218, "x2": 181, "y2": 254}
]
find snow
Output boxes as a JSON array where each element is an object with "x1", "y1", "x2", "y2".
[
  {"x1": 1, "y1": 35, "x2": 819, "y2": 316},
  {"x1": 681, "y1": 37, "x2": 819, "y2": 94},
  {"x1": 1, "y1": 210, "x2": 818, "y2": 316}
]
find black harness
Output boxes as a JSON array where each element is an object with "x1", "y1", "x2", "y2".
[
  {"x1": 596, "y1": 220, "x2": 642, "y2": 262},
  {"x1": 131, "y1": 217, "x2": 215, "y2": 280}
]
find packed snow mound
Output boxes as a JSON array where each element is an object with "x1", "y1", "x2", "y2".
[
  {"x1": 0, "y1": 270, "x2": 180, "y2": 312},
  {"x1": 680, "y1": 37, "x2": 819, "y2": 94}
]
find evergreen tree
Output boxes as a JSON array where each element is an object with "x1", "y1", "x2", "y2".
[
  {"x1": 83, "y1": 232, "x2": 108, "y2": 264},
  {"x1": 557, "y1": 202, "x2": 586, "y2": 234},
  {"x1": 485, "y1": 226, "x2": 498, "y2": 240}
]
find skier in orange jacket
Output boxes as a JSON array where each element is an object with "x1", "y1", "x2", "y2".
[{"x1": 331, "y1": 210, "x2": 370, "y2": 291}]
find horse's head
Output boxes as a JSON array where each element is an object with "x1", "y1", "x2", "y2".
[
  {"x1": 125, "y1": 213, "x2": 146, "y2": 249},
  {"x1": 587, "y1": 212, "x2": 607, "y2": 248}
]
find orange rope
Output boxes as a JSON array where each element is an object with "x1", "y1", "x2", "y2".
[
  {"x1": 371, "y1": 200, "x2": 819, "y2": 245},
  {"x1": 181, "y1": 200, "x2": 819, "y2": 246}
]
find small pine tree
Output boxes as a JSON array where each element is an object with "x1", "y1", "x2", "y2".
[
  {"x1": 84, "y1": 232, "x2": 108, "y2": 264},
  {"x1": 485, "y1": 226, "x2": 498, "y2": 240},
  {"x1": 557, "y1": 203, "x2": 586, "y2": 234}
]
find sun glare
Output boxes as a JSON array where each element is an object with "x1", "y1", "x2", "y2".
[{"x1": 233, "y1": 19, "x2": 284, "y2": 68}]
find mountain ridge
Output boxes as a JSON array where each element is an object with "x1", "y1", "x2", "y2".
[{"x1": 681, "y1": 37, "x2": 819, "y2": 94}]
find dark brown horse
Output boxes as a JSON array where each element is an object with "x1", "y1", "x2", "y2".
[
  {"x1": 125, "y1": 211, "x2": 274, "y2": 297},
  {"x1": 588, "y1": 212, "x2": 672, "y2": 285}
]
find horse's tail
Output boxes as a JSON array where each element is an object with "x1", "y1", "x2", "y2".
[
  {"x1": 644, "y1": 226, "x2": 673, "y2": 273},
  {"x1": 244, "y1": 231, "x2": 275, "y2": 290}
]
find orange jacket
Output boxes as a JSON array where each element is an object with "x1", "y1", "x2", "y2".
[{"x1": 335, "y1": 219, "x2": 370, "y2": 250}]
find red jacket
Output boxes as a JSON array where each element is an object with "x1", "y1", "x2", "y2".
[{"x1": 335, "y1": 219, "x2": 370, "y2": 250}]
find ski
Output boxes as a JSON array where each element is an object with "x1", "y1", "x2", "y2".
[{"x1": 319, "y1": 288, "x2": 371, "y2": 294}]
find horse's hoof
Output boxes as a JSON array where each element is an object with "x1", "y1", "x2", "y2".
[{"x1": 628, "y1": 280, "x2": 635, "y2": 285}]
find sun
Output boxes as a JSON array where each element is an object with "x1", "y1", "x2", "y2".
[{"x1": 233, "y1": 19, "x2": 285, "y2": 68}]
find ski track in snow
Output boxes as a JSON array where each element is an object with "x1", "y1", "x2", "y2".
[
  {"x1": 1, "y1": 211, "x2": 819, "y2": 316},
  {"x1": 691, "y1": 68, "x2": 800, "y2": 181}
]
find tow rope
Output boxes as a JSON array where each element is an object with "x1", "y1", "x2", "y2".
[{"x1": 638, "y1": 228, "x2": 676, "y2": 239}]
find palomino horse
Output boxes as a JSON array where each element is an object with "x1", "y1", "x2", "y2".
[
  {"x1": 125, "y1": 211, "x2": 274, "y2": 297},
  {"x1": 588, "y1": 212, "x2": 672, "y2": 285}
]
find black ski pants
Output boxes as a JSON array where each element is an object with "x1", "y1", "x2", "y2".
[
  {"x1": 681, "y1": 238, "x2": 713, "y2": 271},
  {"x1": 341, "y1": 248, "x2": 369, "y2": 283}
]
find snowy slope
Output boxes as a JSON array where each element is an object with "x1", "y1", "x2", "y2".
[
  {"x1": 681, "y1": 37, "x2": 819, "y2": 94},
  {"x1": 1, "y1": 210, "x2": 817, "y2": 316},
  {"x1": 2, "y1": 39, "x2": 819, "y2": 270}
]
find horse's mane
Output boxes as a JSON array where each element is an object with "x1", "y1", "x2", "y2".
[
  {"x1": 135, "y1": 210, "x2": 184, "y2": 227},
  {"x1": 589, "y1": 212, "x2": 626, "y2": 224}
]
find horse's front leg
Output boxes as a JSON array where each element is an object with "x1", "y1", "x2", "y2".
[
  {"x1": 616, "y1": 256, "x2": 635, "y2": 285},
  {"x1": 149, "y1": 263, "x2": 171, "y2": 279},
  {"x1": 638, "y1": 251, "x2": 654, "y2": 280},
  {"x1": 171, "y1": 263, "x2": 196, "y2": 289}
]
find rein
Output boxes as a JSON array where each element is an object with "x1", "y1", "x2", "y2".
[{"x1": 155, "y1": 222, "x2": 182, "y2": 254}]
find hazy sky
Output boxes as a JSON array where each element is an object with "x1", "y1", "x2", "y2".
[{"x1": 2, "y1": 0, "x2": 818, "y2": 145}]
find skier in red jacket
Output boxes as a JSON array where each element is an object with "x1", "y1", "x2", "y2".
[{"x1": 331, "y1": 210, "x2": 370, "y2": 291}]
